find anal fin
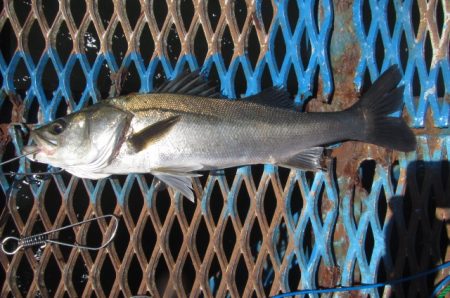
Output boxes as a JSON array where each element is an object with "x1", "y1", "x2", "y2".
[{"x1": 277, "y1": 147, "x2": 326, "y2": 171}]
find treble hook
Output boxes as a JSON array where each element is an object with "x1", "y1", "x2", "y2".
[{"x1": 0, "y1": 215, "x2": 119, "y2": 255}]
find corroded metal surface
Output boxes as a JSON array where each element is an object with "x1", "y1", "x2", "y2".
[{"x1": 0, "y1": 0, "x2": 448, "y2": 297}]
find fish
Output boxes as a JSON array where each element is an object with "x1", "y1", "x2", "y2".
[{"x1": 23, "y1": 65, "x2": 416, "y2": 201}]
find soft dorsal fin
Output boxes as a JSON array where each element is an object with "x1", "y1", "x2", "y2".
[
  {"x1": 154, "y1": 71, "x2": 222, "y2": 98},
  {"x1": 243, "y1": 87, "x2": 295, "y2": 110},
  {"x1": 128, "y1": 116, "x2": 180, "y2": 152}
]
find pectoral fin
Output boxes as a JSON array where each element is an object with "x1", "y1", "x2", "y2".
[
  {"x1": 128, "y1": 116, "x2": 180, "y2": 152},
  {"x1": 277, "y1": 147, "x2": 326, "y2": 171},
  {"x1": 152, "y1": 171, "x2": 197, "y2": 202}
]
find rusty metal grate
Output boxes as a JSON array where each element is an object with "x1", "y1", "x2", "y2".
[{"x1": 0, "y1": 0, "x2": 449, "y2": 297}]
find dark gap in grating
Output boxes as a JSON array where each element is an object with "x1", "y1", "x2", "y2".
[
  {"x1": 139, "y1": 25, "x2": 154, "y2": 66},
  {"x1": 56, "y1": 22, "x2": 73, "y2": 65},
  {"x1": 221, "y1": 26, "x2": 234, "y2": 69},
  {"x1": 377, "y1": 189, "x2": 387, "y2": 226},
  {"x1": 97, "y1": 61, "x2": 113, "y2": 99},
  {"x1": 275, "y1": 219, "x2": 288, "y2": 262},
  {"x1": 58, "y1": 217, "x2": 75, "y2": 261},
  {"x1": 114, "y1": 218, "x2": 130, "y2": 259},
  {"x1": 69, "y1": 0, "x2": 86, "y2": 28},
  {"x1": 399, "y1": 30, "x2": 408, "y2": 72},
  {"x1": 299, "y1": 30, "x2": 312, "y2": 70},
  {"x1": 251, "y1": 165, "x2": 265, "y2": 190},
  {"x1": 260, "y1": 63, "x2": 273, "y2": 89},
  {"x1": 72, "y1": 181, "x2": 89, "y2": 218},
  {"x1": 169, "y1": 218, "x2": 183, "y2": 260},
  {"x1": 278, "y1": 167, "x2": 290, "y2": 189},
  {"x1": 436, "y1": 0, "x2": 444, "y2": 37},
  {"x1": 235, "y1": 256, "x2": 248, "y2": 296},
  {"x1": 234, "y1": 0, "x2": 247, "y2": 32},
  {"x1": 44, "y1": 255, "x2": 61, "y2": 296},
  {"x1": 128, "y1": 256, "x2": 143, "y2": 294},
  {"x1": 13, "y1": 0, "x2": 30, "y2": 26},
  {"x1": 126, "y1": 0, "x2": 141, "y2": 30},
  {"x1": 436, "y1": 66, "x2": 445, "y2": 98},
  {"x1": 236, "y1": 183, "x2": 250, "y2": 224},
  {"x1": 122, "y1": 62, "x2": 141, "y2": 95},
  {"x1": 249, "y1": 220, "x2": 263, "y2": 262},
  {"x1": 208, "y1": 0, "x2": 221, "y2": 32},
  {"x1": 390, "y1": 160, "x2": 400, "y2": 191},
  {"x1": 262, "y1": 256, "x2": 274, "y2": 296},
  {"x1": 313, "y1": 0, "x2": 320, "y2": 32},
  {"x1": 352, "y1": 259, "x2": 361, "y2": 284},
  {"x1": 13, "y1": 59, "x2": 31, "y2": 97},
  {"x1": 43, "y1": 179, "x2": 62, "y2": 223},
  {"x1": 182, "y1": 195, "x2": 195, "y2": 224},
  {"x1": 234, "y1": 63, "x2": 247, "y2": 97},
  {"x1": 70, "y1": 60, "x2": 86, "y2": 105},
  {"x1": 288, "y1": 255, "x2": 300, "y2": 291},
  {"x1": 303, "y1": 220, "x2": 315, "y2": 260},
  {"x1": 194, "y1": 27, "x2": 208, "y2": 65},
  {"x1": 290, "y1": 181, "x2": 303, "y2": 224},
  {"x1": 411, "y1": 0, "x2": 420, "y2": 37},
  {"x1": 273, "y1": 27, "x2": 285, "y2": 70},
  {"x1": 247, "y1": 26, "x2": 260, "y2": 70},
  {"x1": 222, "y1": 218, "x2": 236, "y2": 261},
  {"x1": 99, "y1": 256, "x2": 116, "y2": 296},
  {"x1": 360, "y1": 66, "x2": 372, "y2": 95},
  {"x1": 287, "y1": 0, "x2": 299, "y2": 33},
  {"x1": 263, "y1": 181, "x2": 277, "y2": 225},
  {"x1": 206, "y1": 63, "x2": 221, "y2": 90},
  {"x1": 424, "y1": 32, "x2": 433, "y2": 72},
  {"x1": 152, "y1": 63, "x2": 167, "y2": 89},
  {"x1": 365, "y1": 224, "x2": 375, "y2": 262},
  {"x1": 208, "y1": 255, "x2": 222, "y2": 296},
  {"x1": 415, "y1": 160, "x2": 426, "y2": 193},
  {"x1": 42, "y1": 60, "x2": 59, "y2": 101},
  {"x1": 98, "y1": 0, "x2": 114, "y2": 28},
  {"x1": 412, "y1": 67, "x2": 421, "y2": 97},
  {"x1": 196, "y1": 218, "x2": 209, "y2": 261},
  {"x1": 85, "y1": 217, "x2": 103, "y2": 259},
  {"x1": 84, "y1": 23, "x2": 100, "y2": 66},
  {"x1": 180, "y1": 0, "x2": 194, "y2": 30},
  {"x1": 181, "y1": 255, "x2": 196, "y2": 294},
  {"x1": 100, "y1": 181, "x2": 116, "y2": 215},
  {"x1": 167, "y1": 24, "x2": 181, "y2": 68},
  {"x1": 286, "y1": 66, "x2": 298, "y2": 98},
  {"x1": 210, "y1": 182, "x2": 223, "y2": 224},
  {"x1": 223, "y1": 168, "x2": 236, "y2": 192},
  {"x1": 0, "y1": 20, "x2": 17, "y2": 63},
  {"x1": 362, "y1": 0, "x2": 371, "y2": 36},
  {"x1": 112, "y1": 24, "x2": 127, "y2": 66},
  {"x1": 54, "y1": 97, "x2": 68, "y2": 118},
  {"x1": 43, "y1": 0, "x2": 59, "y2": 27},
  {"x1": 141, "y1": 217, "x2": 156, "y2": 261},
  {"x1": 377, "y1": 259, "x2": 388, "y2": 296},
  {"x1": 386, "y1": 0, "x2": 396, "y2": 37},
  {"x1": 16, "y1": 257, "x2": 33, "y2": 296},
  {"x1": 155, "y1": 188, "x2": 171, "y2": 224},
  {"x1": 155, "y1": 256, "x2": 170, "y2": 296},
  {"x1": 72, "y1": 255, "x2": 88, "y2": 297},
  {"x1": 2, "y1": 142, "x2": 19, "y2": 186},
  {"x1": 260, "y1": 0, "x2": 273, "y2": 33},
  {"x1": 375, "y1": 32, "x2": 385, "y2": 71},
  {"x1": 0, "y1": 97, "x2": 12, "y2": 123},
  {"x1": 14, "y1": 182, "x2": 34, "y2": 224},
  {"x1": 359, "y1": 159, "x2": 376, "y2": 194},
  {"x1": 153, "y1": 0, "x2": 168, "y2": 31}
]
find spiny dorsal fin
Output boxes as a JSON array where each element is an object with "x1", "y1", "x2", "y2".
[
  {"x1": 128, "y1": 116, "x2": 180, "y2": 152},
  {"x1": 154, "y1": 71, "x2": 222, "y2": 98},
  {"x1": 243, "y1": 87, "x2": 295, "y2": 110}
]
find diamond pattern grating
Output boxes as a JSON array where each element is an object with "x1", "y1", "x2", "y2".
[{"x1": 0, "y1": 0, "x2": 448, "y2": 297}]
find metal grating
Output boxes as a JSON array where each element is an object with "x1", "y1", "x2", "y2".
[{"x1": 0, "y1": 0, "x2": 448, "y2": 297}]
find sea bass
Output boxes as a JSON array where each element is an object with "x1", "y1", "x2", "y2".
[{"x1": 23, "y1": 65, "x2": 416, "y2": 201}]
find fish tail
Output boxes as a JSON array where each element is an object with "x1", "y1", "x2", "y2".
[{"x1": 347, "y1": 65, "x2": 416, "y2": 152}]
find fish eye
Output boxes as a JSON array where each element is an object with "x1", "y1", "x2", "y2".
[{"x1": 50, "y1": 120, "x2": 66, "y2": 135}]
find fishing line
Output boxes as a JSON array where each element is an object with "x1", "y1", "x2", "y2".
[
  {"x1": 0, "y1": 149, "x2": 40, "y2": 167},
  {"x1": 271, "y1": 261, "x2": 450, "y2": 298}
]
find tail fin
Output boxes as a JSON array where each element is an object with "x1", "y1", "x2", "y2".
[{"x1": 348, "y1": 65, "x2": 416, "y2": 152}]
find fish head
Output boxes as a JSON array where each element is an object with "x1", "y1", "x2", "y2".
[{"x1": 23, "y1": 104, "x2": 133, "y2": 176}]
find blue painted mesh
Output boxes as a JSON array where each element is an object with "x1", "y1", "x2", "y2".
[{"x1": 0, "y1": 0, "x2": 448, "y2": 297}]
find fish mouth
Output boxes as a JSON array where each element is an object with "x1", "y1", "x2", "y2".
[{"x1": 25, "y1": 131, "x2": 58, "y2": 155}]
